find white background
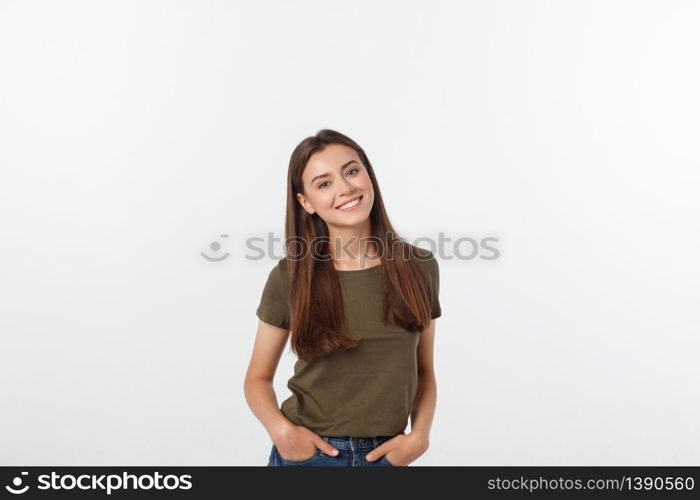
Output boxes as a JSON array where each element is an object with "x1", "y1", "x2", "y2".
[{"x1": 1, "y1": 0, "x2": 698, "y2": 465}]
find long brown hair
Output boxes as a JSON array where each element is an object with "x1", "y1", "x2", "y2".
[{"x1": 285, "y1": 129, "x2": 434, "y2": 362}]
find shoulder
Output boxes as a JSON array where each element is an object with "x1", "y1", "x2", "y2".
[
  {"x1": 277, "y1": 256, "x2": 289, "y2": 273},
  {"x1": 263, "y1": 257, "x2": 290, "y2": 289},
  {"x1": 408, "y1": 243, "x2": 434, "y2": 260},
  {"x1": 257, "y1": 258, "x2": 292, "y2": 329},
  {"x1": 404, "y1": 243, "x2": 439, "y2": 281},
  {"x1": 404, "y1": 243, "x2": 438, "y2": 267}
]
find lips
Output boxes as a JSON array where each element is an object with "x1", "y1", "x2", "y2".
[{"x1": 335, "y1": 195, "x2": 363, "y2": 210}]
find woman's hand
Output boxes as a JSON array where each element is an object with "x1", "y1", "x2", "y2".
[
  {"x1": 272, "y1": 423, "x2": 339, "y2": 461},
  {"x1": 364, "y1": 432, "x2": 429, "y2": 466}
]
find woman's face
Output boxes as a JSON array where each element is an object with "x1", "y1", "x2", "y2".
[{"x1": 297, "y1": 143, "x2": 374, "y2": 230}]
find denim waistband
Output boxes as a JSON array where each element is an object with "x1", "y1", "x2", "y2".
[{"x1": 319, "y1": 435, "x2": 395, "y2": 450}]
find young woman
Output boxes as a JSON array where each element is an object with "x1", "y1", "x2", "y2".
[{"x1": 243, "y1": 129, "x2": 441, "y2": 467}]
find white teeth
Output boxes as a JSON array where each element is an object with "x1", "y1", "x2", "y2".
[{"x1": 337, "y1": 197, "x2": 361, "y2": 210}]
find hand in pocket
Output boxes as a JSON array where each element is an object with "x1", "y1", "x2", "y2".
[{"x1": 274, "y1": 424, "x2": 338, "y2": 461}]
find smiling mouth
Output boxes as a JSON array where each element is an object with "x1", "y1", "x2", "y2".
[{"x1": 336, "y1": 195, "x2": 363, "y2": 210}]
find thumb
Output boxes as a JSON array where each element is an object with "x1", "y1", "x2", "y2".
[
  {"x1": 365, "y1": 444, "x2": 387, "y2": 462},
  {"x1": 314, "y1": 437, "x2": 339, "y2": 456}
]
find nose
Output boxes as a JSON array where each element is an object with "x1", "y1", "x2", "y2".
[{"x1": 337, "y1": 184, "x2": 358, "y2": 200}]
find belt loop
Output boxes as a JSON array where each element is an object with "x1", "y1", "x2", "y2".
[{"x1": 372, "y1": 436, "x2": 379, "y2": 448}]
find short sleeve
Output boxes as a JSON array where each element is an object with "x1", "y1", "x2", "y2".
[
  {"x1": 255, "y1": 261, "x2": 291, "y2": 329},
  {"x1": 427, "y1": 255, "x2": 442, "y2": 319}
]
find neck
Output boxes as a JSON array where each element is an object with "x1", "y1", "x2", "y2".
[{"x1": 327, "y1": 219, "x2": 378, "y2": 265}]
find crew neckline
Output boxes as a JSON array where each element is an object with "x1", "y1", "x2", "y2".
[{"x1": 335, "y1": 263, "x2": 383, "y2": 274}]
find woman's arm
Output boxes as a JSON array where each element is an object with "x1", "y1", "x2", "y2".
[
  {"x1": 243, "y1": 319, "x2": 295, "y2": 440},
  {"x1": 410, "y1": 318, "x2": 437, "y2": 445},
  {"x1": 243, "y1": 319, "x2": 341, "y2": 459}
]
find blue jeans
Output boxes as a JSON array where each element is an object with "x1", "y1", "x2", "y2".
[{"x1": 267, "y1": 435, "x2": 403, "y2": 467}]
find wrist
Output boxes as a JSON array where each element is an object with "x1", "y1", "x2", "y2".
[
  {"x1": 408, "y1": 430, "x2": 430, "y2": 448},
  {"x1": 268, "y1": 419, "x2": 295, "y2": 441}
]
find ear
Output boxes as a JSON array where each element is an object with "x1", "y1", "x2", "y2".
[{"x1": 296, "y1": 193, "x2": 315, "y2": 214}]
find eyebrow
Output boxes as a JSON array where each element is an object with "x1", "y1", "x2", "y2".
[{"x1": 310, "y1": 160, "x2": 359, "y2": 184}]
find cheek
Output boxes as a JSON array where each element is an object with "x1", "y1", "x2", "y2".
[
  {"x1": 357, "y1": 173, "x2": 373, "y2": 191},
  {"x1": 363, "y1": 181, "x2": 374, "y2": 200},
  {"x1": 308, "y1": 191, "x2": 334, "y2": 209}
]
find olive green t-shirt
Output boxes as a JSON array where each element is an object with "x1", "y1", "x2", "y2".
[{"x1": 255, "y1": 246, "x2": 441, "y2": 437}]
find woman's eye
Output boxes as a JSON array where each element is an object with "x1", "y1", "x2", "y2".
[{"x1": 318, "y1": 168, "x2": 358, "y2": 189}]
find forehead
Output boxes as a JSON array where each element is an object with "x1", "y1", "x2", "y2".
[{"x1": 303, "y1": 144, "x2": 360, "y2": 182}]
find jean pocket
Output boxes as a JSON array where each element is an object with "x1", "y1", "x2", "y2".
[
  {"x1": 379, "y1": 454, "x2": 396, "y2": 467},
  {"x1": 275, "y1": 445, "x2": 322, "y2": 465}
]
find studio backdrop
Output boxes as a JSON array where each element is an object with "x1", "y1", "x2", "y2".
[{"x1": 0, "y1": 0, "x2": 698, "y2": 465}]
